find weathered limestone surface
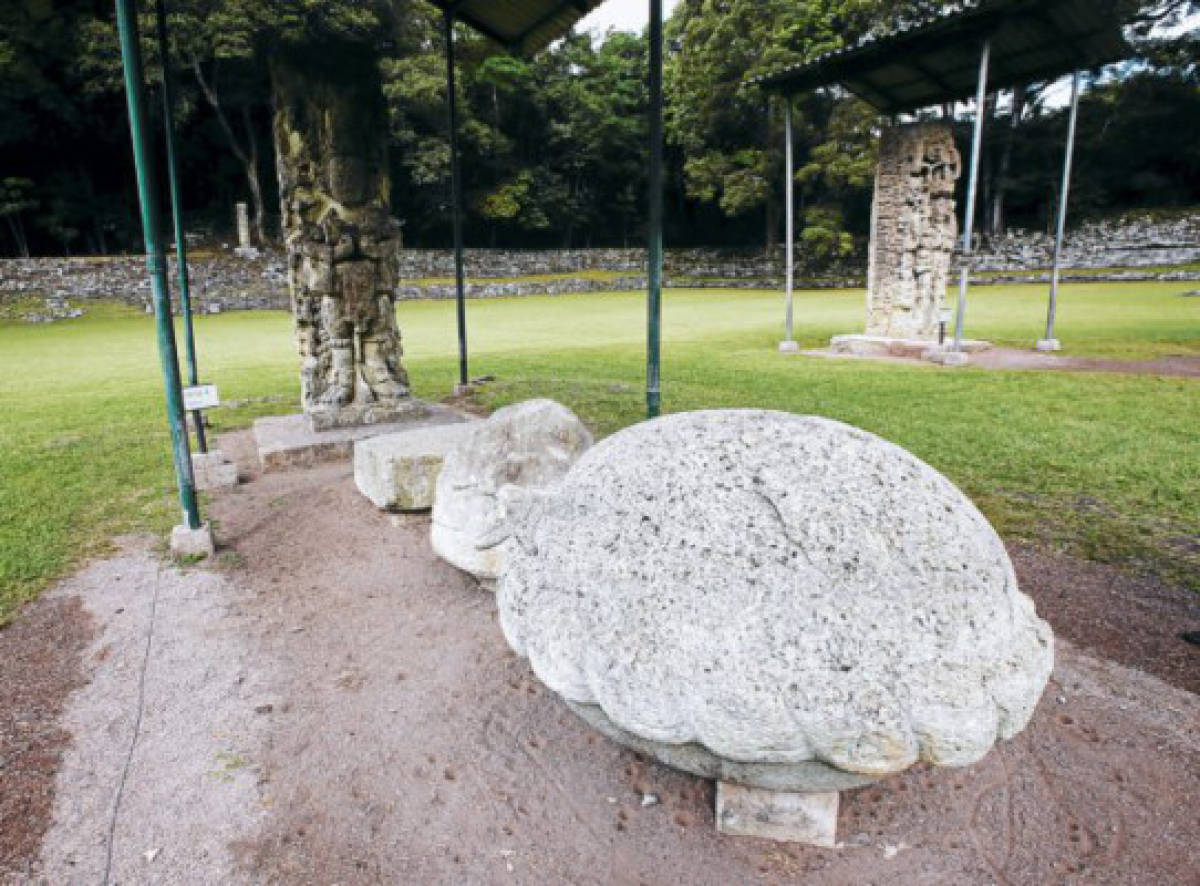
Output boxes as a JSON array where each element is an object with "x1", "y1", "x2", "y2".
[
  {"x1": 169, "y1": 523, "x2": 215, "y2": 559},
  {"x1": 499, "y1": 410, "x2": 1053, "y2": 790},
  {"x1": 715, "y1": 783, "x2": 839, "y2": 847},
  {"x1": 271, "y1": 44, "x2": 413, "y2": 432},
  {"x1": 866, "y1": 123, "x2": 961, "y2": 340},
  {"x1": 190, "y1": 451, "x2": 238, "y2": 492},
  {"x1": 354, "y1": 422, "x2": 479, "y2": 512},
  {"x1": 253, "y1": 406, "x2": 465, "y2": 473},
  {"x1": 432, "y1": 400, "x2": 593, "y2": 582}
]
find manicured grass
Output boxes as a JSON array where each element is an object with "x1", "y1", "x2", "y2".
[{"x1": 0, "y1": 281, "x2": 1196, "y2": 622}]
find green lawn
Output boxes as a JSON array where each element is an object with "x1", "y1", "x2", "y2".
[{"x1": 1, "y1": 281, "x2": 1197, "y2": 623}]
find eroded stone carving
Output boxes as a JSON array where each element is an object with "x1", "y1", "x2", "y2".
[
  {"x1": 498, "y1": 410, "x2": 1053, "y2": 791},
  {"x1": 272, "y1": 46, "x2": 418, "y2": 432},
  {"x1": 432, "y1": 400, "x2": 593, "y2": 582},
  {"x1": 866, "y1": 123, "x2": 961, "y2": 340}
]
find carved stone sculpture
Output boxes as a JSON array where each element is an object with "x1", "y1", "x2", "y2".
[
  {"x1": 432, "y1": 400, "x2": 593, "y2": 582},
  {"x1": 271, "y1": 45, "x2": 420, "y2": 432},
  {"x1": 865, "y1": 123, "x2": 961, "y2": 340},
  {"x1": 498, "y1": 410, "x2": 1053, "y2": 793}
]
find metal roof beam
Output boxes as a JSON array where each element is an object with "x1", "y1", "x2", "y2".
[{"x1": 512, "y1": 2, "x2": 575, "y2": 53}]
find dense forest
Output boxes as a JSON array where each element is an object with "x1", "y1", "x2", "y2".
[{"x1": 0, "y1": 0, "x2": 1196, "y2": 257}]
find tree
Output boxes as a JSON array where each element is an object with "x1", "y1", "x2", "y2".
[{"x1": 0, "y1": 177, "x2": 36, "y2": 257}]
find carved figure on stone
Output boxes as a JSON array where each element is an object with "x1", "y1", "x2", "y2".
[
  {"x1": 272, "y1": 45, "x2": 419, "y2": 431},
  {"x1": 432, "y1": 400, "x2": 594, "y2": 583},
  {"x1": 866, "y1": 123, "x2": 961, "y2": 340}
]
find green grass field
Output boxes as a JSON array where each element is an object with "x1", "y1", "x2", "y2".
[{"x1": 1, "y1": 281, "x2": 1197, "y2": 622}]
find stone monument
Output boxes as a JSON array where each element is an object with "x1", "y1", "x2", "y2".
[
  {"x1": 432, "y1": 400, "x2": 593, "y2": 583},
  {"x1": 271, "y1": 45, "x2": 422, "y2": 432},
  {"x1": 832, "y1": 123, "x2": 976, "y2": 359},
  {"x1": 497, "y1": 410, "x2": 1054, "y2": 846},
  {"x1": 233, "y1": 202, "x2": 258, "y2": 259}
]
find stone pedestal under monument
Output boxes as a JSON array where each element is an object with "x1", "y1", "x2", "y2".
[
  {"x1": 253, "y1": 405, "x2": 468, "y2": 473},
  {"x1": 830, "y1": 334, "x2": 992, "y2": 362}
]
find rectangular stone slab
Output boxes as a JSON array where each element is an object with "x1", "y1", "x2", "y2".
[
  {"x1": 354, "y1": 421, "x2": 479, "y2": 512},
  {"x1": 253, "y1": 405, "x2": 470, "y2": 473},
  {"x1": 716, "y1": 782, "x2": 839, "y2": 848},
  {"x1": 191, "y1": 451, "x2": 239, "y2": 492}
]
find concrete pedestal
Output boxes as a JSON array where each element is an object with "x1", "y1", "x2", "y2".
[
  {"x1": 830, "y1": 334, "x2": 991, "y2": 363},
  {"x1": 928, "y1": 349, "x2": 971, "y2": 367},
  {"x1": 778, "y1": 340, "x2": 801, "y2": 354},
  {"x1": 191, "y1": 451, "x2": 239, "y2": 491},
  {"x1": 1035, "y1": 338, "x2": 1062, "y2": 352},
  {"x1": 715, "y1": 782, "x2": 839, "y2": 848},
  {"x1": 170, "y1": 523, "x2": 215, "y2": 559},
  {"x1": 254, "y1": 404, "x2": 469, "y2": 473}
]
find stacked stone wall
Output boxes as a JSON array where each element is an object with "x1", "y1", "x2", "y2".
[{"x1": 2, "y1": 211, "x2": 1197, "y2": 318}]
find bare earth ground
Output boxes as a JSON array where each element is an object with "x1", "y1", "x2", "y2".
[
  {"x1": 1, "y1": 427, "x2": 1198, "y2": 885},
  {"x1": 805, "y1": 348, "x2": 1200, "y2": 377}
]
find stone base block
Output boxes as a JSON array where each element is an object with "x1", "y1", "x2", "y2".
[
  {"x1": 715, "y1": 782, "x2": 839, "y2": 848},
  {"x1": 233, "y1": 246, "x2": 260, "y2": 259},
  {"x1": 170, "y1": 523, "x2": 215, "y2": 559},
  {"x1": 254, "y1": 405, "x2": 469, "y2": 473},
  {"x1": 831, "y1": 334, "x2": 991, "y2": 361},
  {"x1": 928, "y1": 349, "x2": 971, "y2": 367},
  {"x1": 1035, "y1": 338, "x2": 1062, "y2": 352},
  {"x1": 306, "y1": 399, "x2": 431, "y2": 433},
  {"x1": 778, "y1": 340, "x2": 801, "y2": 354},
  {"x1": 354, "y1": 422, "x2": 479, "y2": 511},
  {"x1": 191, "y1": 451, "x2": 239, "y2": 491}
]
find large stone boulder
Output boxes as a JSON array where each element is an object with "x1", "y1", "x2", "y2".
[
  {"x1": 431, "y1": 400, "x2": 593, "y2": 581},
  {"x1": 498, "y1": 410, "x2": 1054, "y2": 791}
]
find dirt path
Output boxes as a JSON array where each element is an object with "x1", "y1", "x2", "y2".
[
  {"x1": 3, "y1": 429, "x2": 1199, "y2": 884},
  {"x1": 805, "y1": 347, "x2": 1200, "y2": 377},
  {"x1": 972, "y1": 350, "x2": 1200, "y2": 377}
]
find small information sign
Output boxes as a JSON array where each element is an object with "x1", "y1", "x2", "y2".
[{"x1": 183, "y1": 384, "x2": 220, "y2": 411}]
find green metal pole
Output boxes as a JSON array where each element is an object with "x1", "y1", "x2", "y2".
[
  {"x1": 646, "y1": 0, "x2": 663, "y2": 419},
  {"x1": 154, "y1": 0, "x2": 206, "y2": 452},
  {"x1": 115, "y1": 0, "x2": 202, "y2": 530},
  {"x1": 444, "y1": 10, "x2": 469, "y2": 390}
]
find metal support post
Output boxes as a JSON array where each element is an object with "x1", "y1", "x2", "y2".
[
  {"x1": 952, "y1": 39, "x2": 991, "y2": 354},
  {"x1": 780, "y1": 97, "x2": 797, "y2": 352},
  {"x1": 115, "y1": 0, "x2": 201, "y2": 530},
  {"x1": 155, "y1": 0, "x2": 206, "y2": 452},
  {"x1": 646, "y1": 0, "x2": 664, "y2": 418},
  {"x1": 1040, "y1": 70, "x2": 1081, "y2": 351},
  {"x1": 444, "y1": 10, "x2": 469, "y2": 389}
]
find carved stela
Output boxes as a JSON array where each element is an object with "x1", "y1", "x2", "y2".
[
  {"x1": 865, "y1": 123, "x2": 962, "y2": 341},
  {"x1": 272, "y1": 45, "x2": 423, "y2": 432}
]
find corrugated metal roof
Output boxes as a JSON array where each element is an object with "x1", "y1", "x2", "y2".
[
  {"x1": 752, "y1": 0, "x2": 1131, "y2": 113},
  {"x1": 427, "y1": 0, "x2": 609, "y2": 56}
]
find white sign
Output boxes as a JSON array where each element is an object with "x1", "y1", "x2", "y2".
[{"x1": 183, "y1": 384, "x2": 220, "y2": 411}]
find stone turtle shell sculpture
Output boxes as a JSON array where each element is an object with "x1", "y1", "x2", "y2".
[{"x1": 498, "y1": 410, "x2": 1054, "y2": 791}]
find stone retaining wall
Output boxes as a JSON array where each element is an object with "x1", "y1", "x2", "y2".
[{"x1": 2, "y1": 212, "x2": 1197, "y2": 317}]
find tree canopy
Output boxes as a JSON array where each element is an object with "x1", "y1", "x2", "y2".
[{"x1": 0, "y1": 0, "x2": 1195, "y2": 257}]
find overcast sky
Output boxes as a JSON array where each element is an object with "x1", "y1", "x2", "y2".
[{"x1": 577, "y1": 0, "x2": 683, "y2": 36}]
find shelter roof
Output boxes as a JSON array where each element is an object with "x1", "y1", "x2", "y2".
[
  {"x1": 427, "y1": 0, "x2": 608, "y2": 55},
  {"x1": 752, "y1": 0, "x2": 1131, "y2": 113}
]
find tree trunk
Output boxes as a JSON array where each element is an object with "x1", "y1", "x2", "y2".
[
  {"x1": 242, "y1": 105, "x2": 268, "y2": 245},
  {"x1": 270, "y1": 41, "x2": 411, "y2": 428},
  {"x1": 191, "y1": 58, "x2": 267, "y2": 246}
]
